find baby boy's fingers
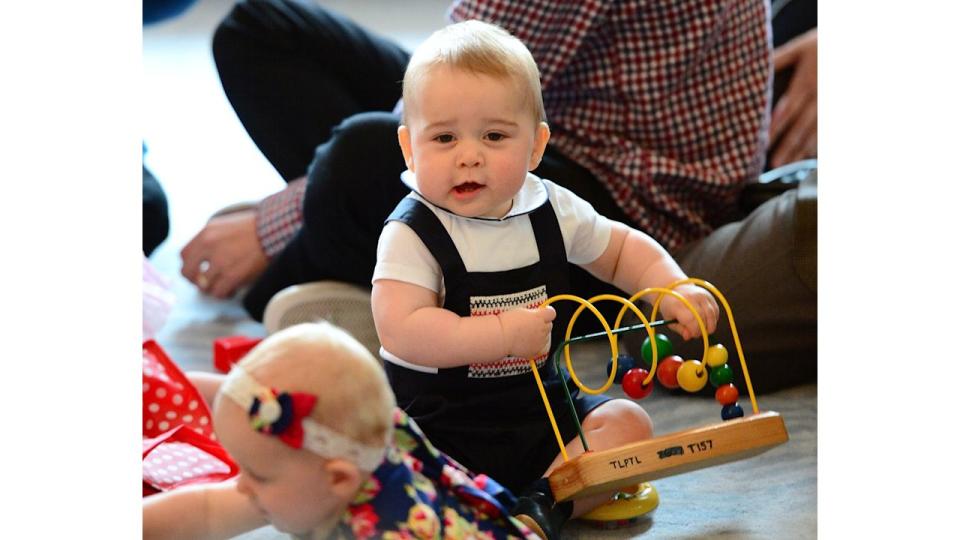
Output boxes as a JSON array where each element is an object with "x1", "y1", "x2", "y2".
[
  {"x1": 540, "y1": 305, "x2": 557, "y2": 321},
  {"x1": 667, "y1": 321, "x2": 688, "y2": 340},
  {"x1": 698, "y1": 303, "x2": 716, "y2": 336}
]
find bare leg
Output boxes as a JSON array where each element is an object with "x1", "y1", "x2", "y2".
[{"x1": 543, "y1": 398, "x2": 653, "y2": 517}]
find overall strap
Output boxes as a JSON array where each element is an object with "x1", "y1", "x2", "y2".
[
  {"x1": 527, "y1": 200, "x2": 570, "y2": 294},
  {"x1": 385, "y1": 197, "x2": 469, "y2": 308},
  {"x1": 528, "y1": 200, "x2": 572, "y2": 351}
]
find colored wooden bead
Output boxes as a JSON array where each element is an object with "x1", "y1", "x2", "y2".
[
  {"x1": 715, "y1": 384, "x2": 739, "y2": 405},
  {"x1": 677, "y1": 360, "x2": 707, "y2": 392},
  {"x1": 641, "y1": 333, "x2": 673, "y2": 367},
  {"x1": 704, "y1": 344, "x2": 729, "y2": 368},
  {"x1": 721, "y1": 403, "x2": 744, "y2": 420},
  {"x1": 606, "y1": 353, "x2": 636, "y2": 384},
  {"x1": 655, "y1": 355, "x2": 683, "y2": 389},
  {"x1": 709, "y1": 363, "x2": 734, "y2": 387},
  {"x1": 622, "y1": 368, "x2": 654, "y2": 399}
]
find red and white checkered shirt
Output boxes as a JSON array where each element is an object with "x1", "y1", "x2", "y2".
[
  {"x1": 256, "y1": 0, "x2": 771, "y2": 255},
  {"x1": 255, "y1": 176, "x2": 306, "y2": 258}
]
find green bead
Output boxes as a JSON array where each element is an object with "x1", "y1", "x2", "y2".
[
  {"x1": 641, "y1": 333, "x2": 673, "y2": 367},
  {"x1": 709, "y1": 364, "x2": 734, "y2": 387}
]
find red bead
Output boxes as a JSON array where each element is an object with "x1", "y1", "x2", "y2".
[
  {"x1": 715, "y1": 383, "x2": 739, "y2": 405},
  {"x1": 622, "y1": 368, "x2": 654, "y2": 399},
  {"x1": 655, "y1": 355, "x2": 683, "y2": 389}
]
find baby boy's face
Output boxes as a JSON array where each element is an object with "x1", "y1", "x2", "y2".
[{"x1": 399, "y1": 65, "x2": 549, "y2": 218}]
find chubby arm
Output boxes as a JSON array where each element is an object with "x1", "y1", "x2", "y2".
[
  {"x1": 143, "y1": 479, "x2": 266, "y2": 540},
  {"x1": 582, "y1": 223, "x2": 718, "y2": 340},
  {"x1": 372, "y1": 279, "x2": 555, "y2": 368}
]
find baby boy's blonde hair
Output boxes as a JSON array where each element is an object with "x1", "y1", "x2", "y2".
[
  {"x1": 235, "y1": 322, "x2": 396, "y2": 448},
  {"x1": 402, "y1": 19, "x2": 546, "y2": 125}
]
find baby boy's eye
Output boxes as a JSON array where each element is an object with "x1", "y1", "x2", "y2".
[
  {"x1": 486, "y1": 132, "x2": 506, "y2": 142},
  {"x1": 434, "y1": 134, "x2": 455, "y2": 143}
]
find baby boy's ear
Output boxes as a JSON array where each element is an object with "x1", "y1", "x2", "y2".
[
  {"x1": 528, "y1": 122, "x2": 551, "y2": 170},
  {"x1": 397, "y1": 125, "x2": 416, "y2": 172},
  {"x1": 325, "y1": 459, "x2": 363, "y2": 500}
]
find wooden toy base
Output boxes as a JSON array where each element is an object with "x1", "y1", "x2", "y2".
[{"x1": 549, "y1": 411, "x2": 789, "y2": 502}]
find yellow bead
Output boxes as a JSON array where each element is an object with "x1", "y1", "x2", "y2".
[
  {"x1": 677, "y1": 360, "x2": 708, "y2": 392},
  {"x1": 705, "y1": 344, "x2": 729, "y2": 368}
]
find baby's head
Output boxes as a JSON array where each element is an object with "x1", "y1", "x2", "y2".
[
  {"x1": 213, "y1": 322, "x2": 395, "y2": 536},
  {"x1": 398, "y1": 20, "x2": 551, "y2": 219},
  {"x1": 402, "y1": 19, "x2": 546, "y2": 126}
]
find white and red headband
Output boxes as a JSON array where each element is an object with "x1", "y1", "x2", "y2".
[{"x1": 222, "y1": 366, "x2": 388, "y2": 471}]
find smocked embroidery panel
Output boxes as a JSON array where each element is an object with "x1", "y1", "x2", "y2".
[{"x1": 468, "y1": 286, "x2": 549, "y2": 378}]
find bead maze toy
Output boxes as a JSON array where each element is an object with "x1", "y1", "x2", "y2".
[{"x1": 527, "y1": 278, "x2": 789, "y2": 520}]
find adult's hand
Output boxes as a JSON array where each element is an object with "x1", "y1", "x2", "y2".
[
  {"x1": 769, "y1": 28, "x2": 817, "y2": 168},
  {"x1": 180, "y1": 209, "x2": 269, "y2": 298}
]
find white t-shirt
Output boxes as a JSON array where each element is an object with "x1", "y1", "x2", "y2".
[{"x1": 373, "y1": 171, "x2": 613, "y2": 296}]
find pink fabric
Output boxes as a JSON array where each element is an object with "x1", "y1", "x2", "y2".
[
  {"x1": 143, "y1": 426, "x2": 237, "y2": 494},
  {"x1": 143, "y1": 256, "x2": 175, "y2": 340},
  {"x1": 142, "y1": 340, "x2": 238, "y2": 495}
]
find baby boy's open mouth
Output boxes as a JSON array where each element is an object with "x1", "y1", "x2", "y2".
[{"x1": 453, "y1": 182, "x2": 484, "y2": 194}]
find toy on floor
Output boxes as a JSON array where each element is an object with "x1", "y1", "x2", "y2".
[
  {"x1": 578, "y1": 482, "x2": 659, "y2": 529},
  {"x1": 527, "y1": 278, "x2": 789, "y2": 525},
  {"x1": 213, "y1": 335, "x2": 263, "y2": 373}
]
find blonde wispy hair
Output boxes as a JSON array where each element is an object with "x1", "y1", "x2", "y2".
[
  {"x1": 235, "y1": 322, "x2": 396, "y2": 448},
  {"x1": 402, "y1": 19, "x2": 546, "y2": 124}
]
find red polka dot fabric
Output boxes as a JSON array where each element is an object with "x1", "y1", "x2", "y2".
[
  {"x1": 143, "y1": 340, "x2": 237, "y2": 495},
  {"x1": 143, "y1": 340, "x2": 214, "y2": 439}
]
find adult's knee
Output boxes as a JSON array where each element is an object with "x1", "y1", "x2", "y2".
[
  {"x1": 302, "y1": 112, "x2": 407, "y2": 228},
  {"x1": 327, "y1": 112, "x2": 402, "y2": 158},
  {"x1": 306, "y1": 112, "x2": 404, "y2": 197},
  {"x1": 213, "y1": 0, "x2": 312, "y2": 68}
]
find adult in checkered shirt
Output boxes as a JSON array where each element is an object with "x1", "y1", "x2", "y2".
[{"x1": 180, "y1": 0, "x2": 816, "y2": 392}]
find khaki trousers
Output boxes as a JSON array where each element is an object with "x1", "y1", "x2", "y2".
[{"x1": 669, "y1": 172, "x2": 817, "y2": 393}]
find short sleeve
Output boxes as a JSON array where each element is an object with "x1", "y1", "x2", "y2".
[
  {"x1": 548, "y1": 181, "x2": 613, "y2": 265},
  {"x1": 373, "y1": 221, "x2": 443, "y2": 293}
]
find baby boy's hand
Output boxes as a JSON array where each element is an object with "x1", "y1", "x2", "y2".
[
  {"x1": 498, "y1": 306, "x2": 556, "y2": 359},
  {"x1": 659, "y1": 284, "x2": 719, "y2": 341}
]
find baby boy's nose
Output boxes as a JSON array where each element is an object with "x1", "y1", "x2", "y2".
[{"x1": 457, "y1": 144, "x2": 483, "y2": 167}]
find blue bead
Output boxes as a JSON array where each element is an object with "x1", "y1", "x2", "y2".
[
  {"x1": 606, "y1": 354, "x2": 636, "y2": 384},
  {"x1": 721, "y1": 403, "x2": 744, "y2": 421}
]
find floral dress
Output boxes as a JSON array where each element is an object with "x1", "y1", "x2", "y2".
[{"x1": 330, "y1": 409, "x2": 538, "y2": 540}]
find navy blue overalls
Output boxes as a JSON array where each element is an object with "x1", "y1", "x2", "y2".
[{"x1": 384, "y1": 194, "x2": 609, "y2": 494}]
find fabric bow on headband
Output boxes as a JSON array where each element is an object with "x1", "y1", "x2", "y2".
[
  {"x1": 249, "y1": 387, "x2": 317, "y2": 449},
  {"x1": 222, "y1": 366, "x2": 388, "y2": 471}
]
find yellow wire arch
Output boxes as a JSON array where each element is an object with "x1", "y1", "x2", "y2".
[
  {"x1": 613, "y1": 287, "x2": 710, "y2": 386},
  {"x1": 564, "y1": 294, "x2": 653, "y2": 394},
  {"x1": 527, "y1": 294, "x2": 617, "y2": 462},
  {"x1": 654, "y1": 278, "x2": 759, "y2": 414},
  {"x1": 525, "y1": 280, "x2": 760, "y2": 462}
]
